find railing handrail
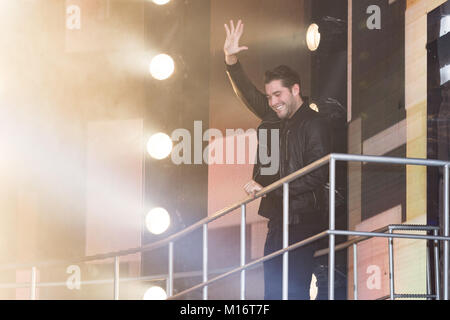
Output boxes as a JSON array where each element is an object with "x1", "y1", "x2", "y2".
[
  {"x1": 0, "y1": 265, "x2": 253, "y2": 289},
  {"x1": 314, "y1": 225, "x2": 390, "y2": 258},
  {"x1": 314, "y1": 224, "x2": 441, "y2": 258},
  {"x1": 332, "y1": 153, "x2": 450, "y2": 167}
]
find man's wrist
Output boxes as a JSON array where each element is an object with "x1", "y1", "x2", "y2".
[{"x1": 225, "y1": 54, "x2": 238, "y2": 65}]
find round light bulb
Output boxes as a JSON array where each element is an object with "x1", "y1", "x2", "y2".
[
  {"x1": 150, "y1": 54, "x2": 175, "y2": 80},
  {"x1": 145, "y1": 207, "x2": 171, "y2": 235},
  {"x1": 143, "y1": 286, "x2": 167, "y2": 300},
  {"x1": 147, "y1": 132, "x2": 173, "y2": 160},
  {"x1": 152, "y1": 0, "x2": 171, "y2": 5}
]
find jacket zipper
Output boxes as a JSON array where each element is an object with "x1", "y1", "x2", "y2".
[{"x1": 255, "y1": 119, "x2": 282, "y2": 180}]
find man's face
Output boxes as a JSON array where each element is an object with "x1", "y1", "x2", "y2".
[{"x1": 265, "y1": 79, "x2": 299, "y2": 120}]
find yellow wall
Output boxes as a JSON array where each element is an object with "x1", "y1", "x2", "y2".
[{"x1": 405, "y1": 0, "x2": 447, "y2": 221}]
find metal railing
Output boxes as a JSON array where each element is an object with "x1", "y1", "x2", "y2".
[
  {"x1": 314, "y1": 224, "x2": 441, "y2": 300},
  {"x1": 388, "y1": 224, "x2": 440, "y2": 300},
  {"x1": 1, "y1": 153, "x2": 449, "y2": 300}
]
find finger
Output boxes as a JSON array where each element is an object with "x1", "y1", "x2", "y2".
[
  {"x1": 230, "y1": 20, "x2": 235, "y2": 33},
  {"x1": 237, "y1": 21, "x2": 244, "y2": 37},
  {"x1": 238, "y1": 46, "x2": 248, "y2": 52},
  {"x1": 236, "y1": 19, "x2": 241, "y2": 32},
  {"x1": 224, "y1": 24, "x2": 230, "y2": 37}
]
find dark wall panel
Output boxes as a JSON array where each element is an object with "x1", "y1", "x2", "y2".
[{"x1": 352, "y1": 0, "x2": 406, "y2": 221}]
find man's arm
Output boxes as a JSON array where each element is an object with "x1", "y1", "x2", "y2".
[{"x1": 224, "y1": 20, "x2": 274, "y2": 120}]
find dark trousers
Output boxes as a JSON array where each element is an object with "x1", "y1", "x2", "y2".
[{"x1": 263, "y1": 219, "x2": 318, "y2": 300}]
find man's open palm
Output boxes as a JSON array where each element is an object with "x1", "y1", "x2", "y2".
[{"x1": 224, "y1": 19, "x2": 248, "y2": 57}]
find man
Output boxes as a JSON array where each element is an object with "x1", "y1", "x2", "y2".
[{"x1": 224, "y1": 20, "x2": 331, "y2": 300}]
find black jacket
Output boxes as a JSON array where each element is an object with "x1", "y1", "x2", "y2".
[{"x1": 226, "y1": 61, "x2": 331, "y2": 227}]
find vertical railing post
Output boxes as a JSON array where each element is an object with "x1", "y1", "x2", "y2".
[
  {"x1": 168, "y1": 242, "x2": 174, "y2": 297},
  {"x1": 165, "y1": 277, "x2": 170, "y2": 297},
  {"x1": 434, "y1": 229, "x2": 440, "y2": 300},
  {"x1": 30, "y1": 267, "x2": 37, "y2": 300},
  {"x1": 328, "y1": 157, "x2": 336, "y2": 300},
  {"x1": 353, "y1": 243, "x2": 358, "y2": 300},
  {"x1": 388, "y1": 228, "x2": 395, "y2": 300},
  {"x1": 203, "y1": 224, "x2": 208, "y2": 300},
  {"x1": 240, "y1": 204, "x2": 246, "y2": 300},
  {"x1": 426, "y1": 239, "x2": 431, "y2": 299},
  {"x1": 114, "y1": 256, "x2": 120, "y2": 300},
  {"x1": 444, "y1": 164, "x2": 449, "y2": 300},
  {"x1": 282, "y1": 182, "x2": 289, "y2": 300}
]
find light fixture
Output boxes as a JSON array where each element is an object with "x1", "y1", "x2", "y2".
[
  {"x1": 309, "y1": 103, "x2": 319, "y2": 112},
  {"x1": 152, "y1": 0, "x2": 171, "y2": 5},
  {"x1": 143, "y1": 286, "x2": 167, "y2": 300},
  {"x1": 310, "y1": 274, "x2": 318, "y2": 300},
  {"x1": 145, "y1": 207, "x2": 171, "y2": 235},
  {"x1": 306, "y1": 23, "x2": 321, "y2": 51},
  {"x1": 150, "y1": 54, "x2": 175, "y2": 80},
  {"x1": 306, "y1": 17, "x2": 346, "y2": 53},
  {"x1": 147, "y1": 132, "x2": 173, "y2": 160}
]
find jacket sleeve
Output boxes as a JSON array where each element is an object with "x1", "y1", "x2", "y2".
[
  {"x1": 275, "y1": 117, "x2": 331, "y2": 197},
  {"x1": 225, "y1": 61, "x2": 274, "y2": 120}
]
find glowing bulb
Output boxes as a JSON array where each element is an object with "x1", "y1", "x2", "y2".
[
  {"x1": 152, "y1": 0, "x2": 170, "y2": 5},
  {"x1": 306, "y1": 23, "x2": 321, "y2": 51},
  {"x1": 146, "y1": 207, "x2": 171, "y2": 235},
  {"x1": 143, "y1": 286, "x2": 167, "y2": 300},
  {"x1": 309, "y1": 103, "x2": 319, "y2": 112},
  {"x1": 310, "y1": 274, "x2": 318, "y2": 300},
  {"x1": 147, "y1": 132, "x2": 173, "y2": 160},
  {"x1": 150, "y1": 54, "x2": 175, "y2": 80}
]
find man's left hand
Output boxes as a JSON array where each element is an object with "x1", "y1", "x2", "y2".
[{"x1": 243, "y1": 179, "x2": 264, "y2": 198}]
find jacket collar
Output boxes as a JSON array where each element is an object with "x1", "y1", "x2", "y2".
[{"x1": 283, "y1": 101, "x2": 310, "y2": 127}]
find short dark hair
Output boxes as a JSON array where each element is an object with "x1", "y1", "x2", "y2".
[{"x1": 264, "y1": 65, "x2": 302, "y2": 91}]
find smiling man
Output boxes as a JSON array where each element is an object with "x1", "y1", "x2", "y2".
[{"x1": 224, "y1": 20, "x2": 331, "y2": 300}]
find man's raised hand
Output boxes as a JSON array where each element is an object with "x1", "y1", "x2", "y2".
[{"x1": 224, "y1": 19, "x2": 248, "y2": 65}]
